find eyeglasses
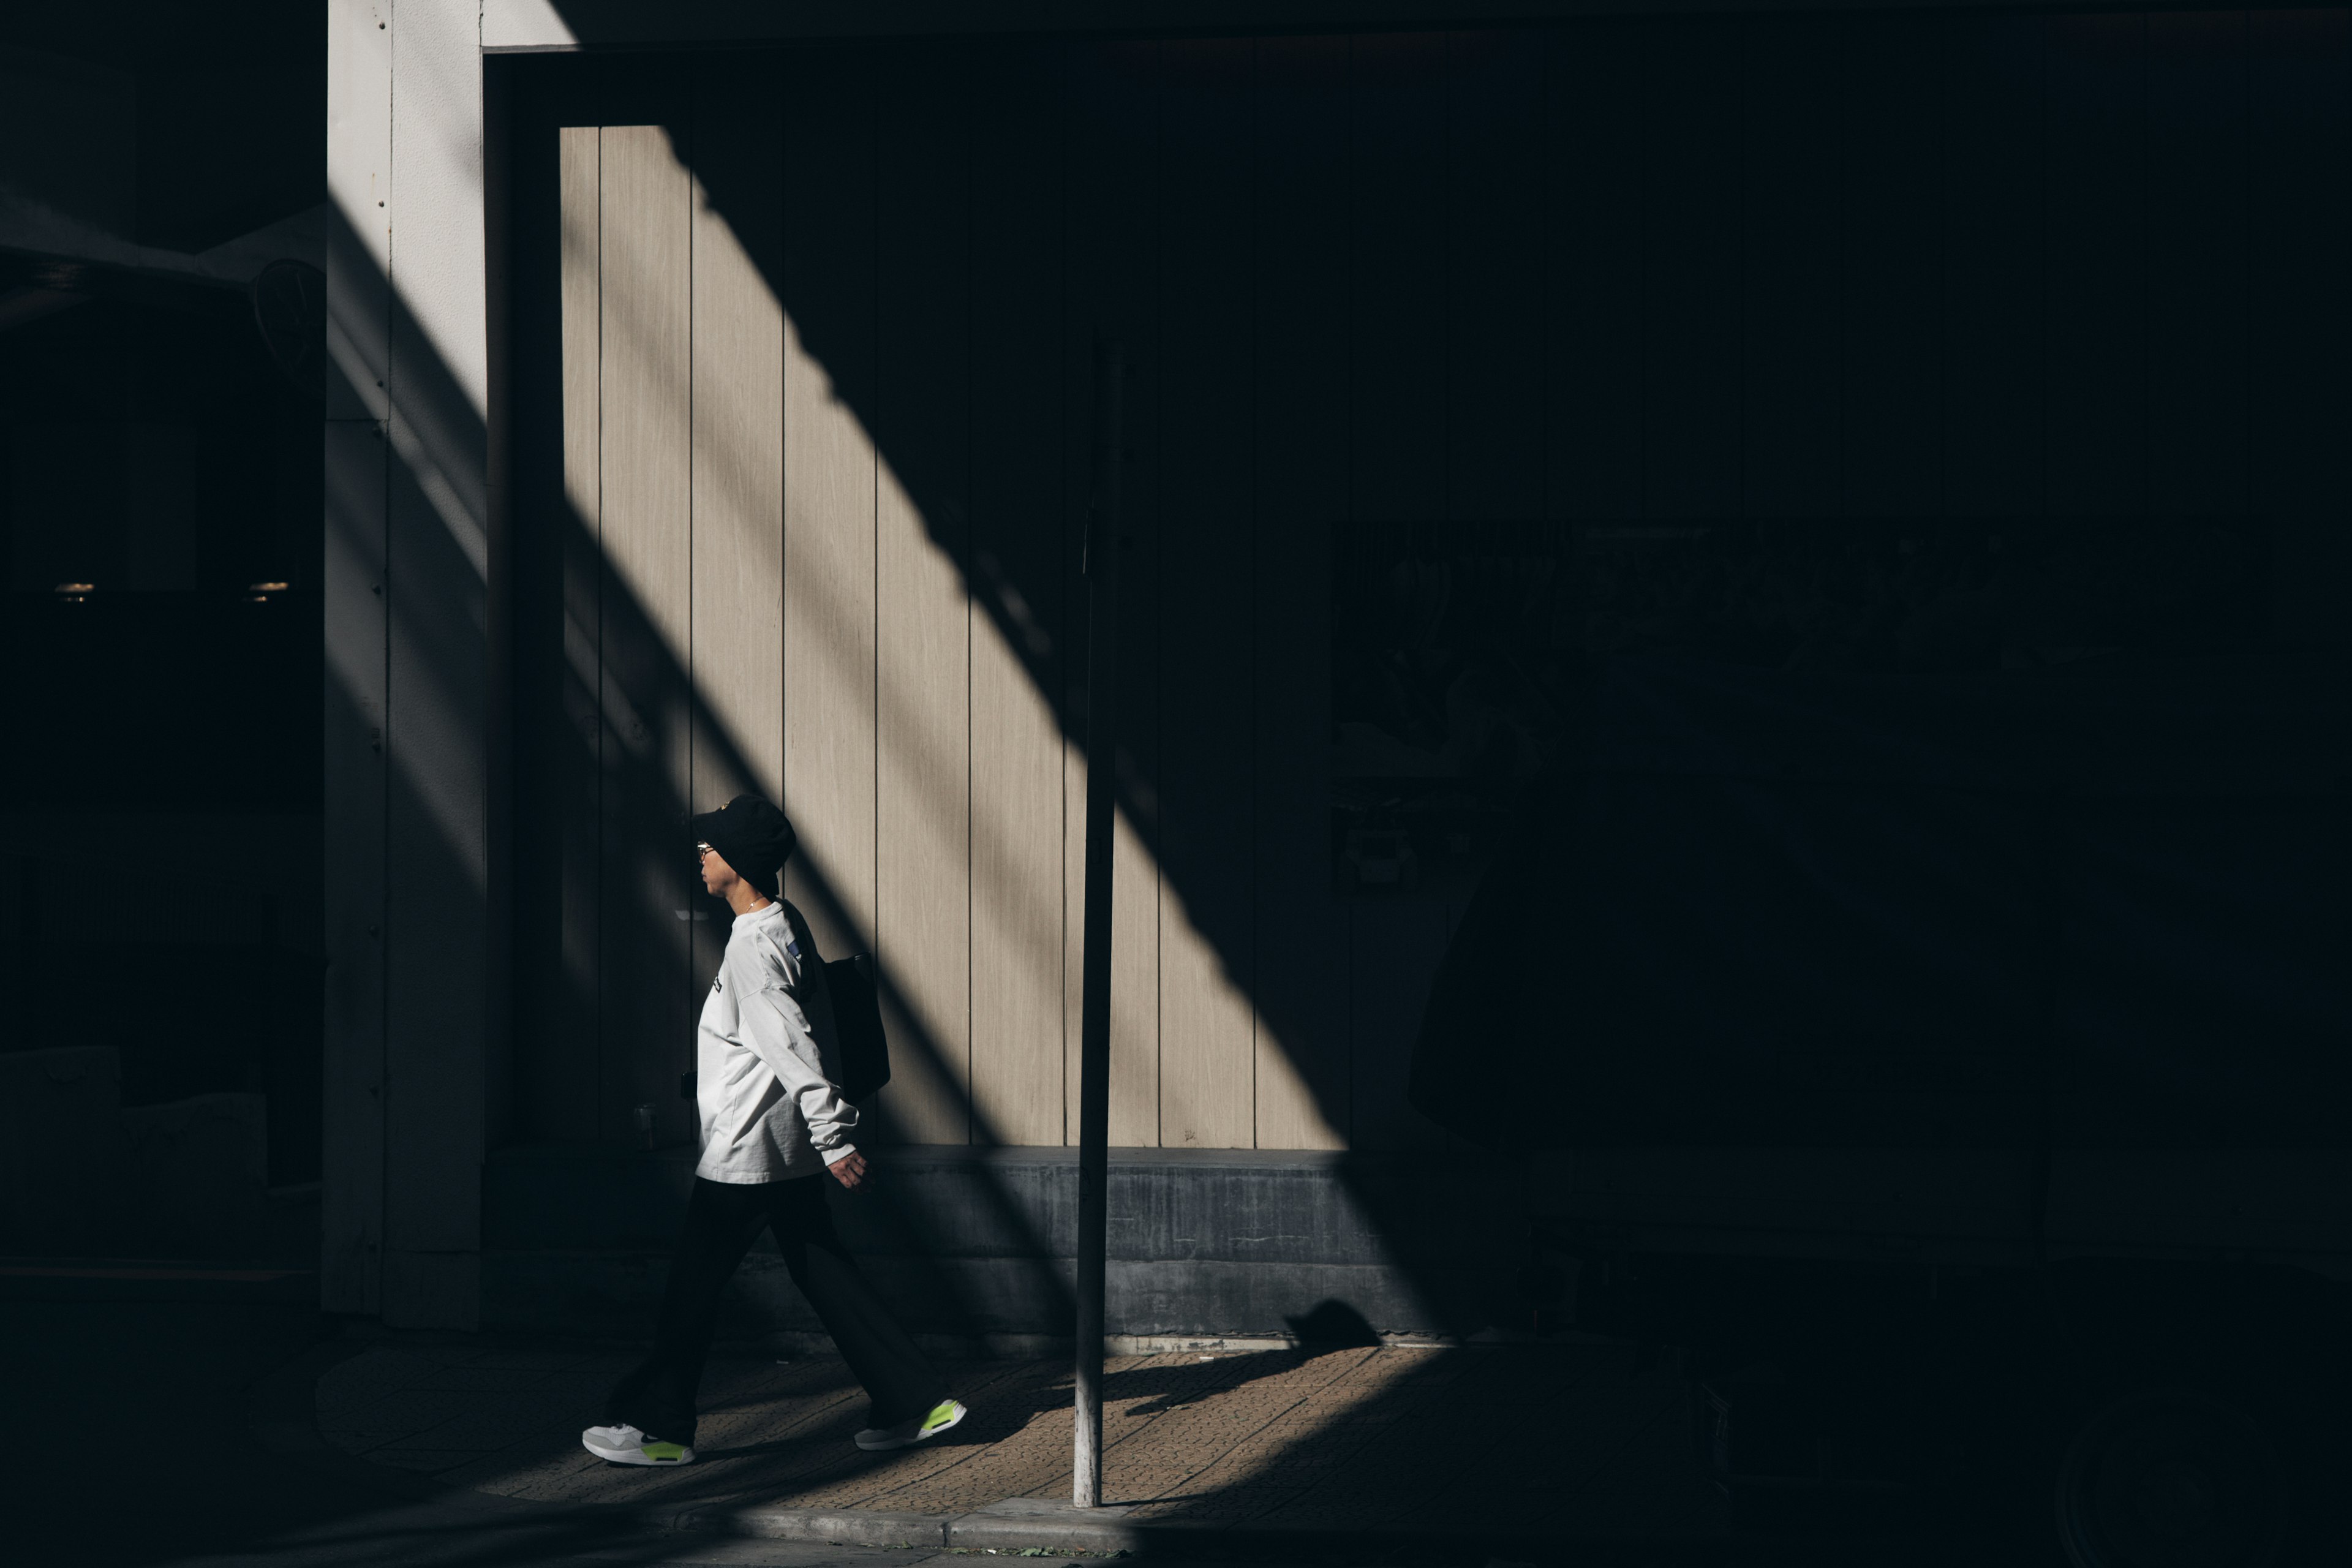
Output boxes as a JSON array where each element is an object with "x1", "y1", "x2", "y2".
[{"x1": 695, "y1": 842, "x2": 713, "y2": 858}]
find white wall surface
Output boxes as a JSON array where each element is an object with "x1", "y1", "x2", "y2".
[{"x1": 324, "y1": 0, "x2": 491, "y2": 1330}]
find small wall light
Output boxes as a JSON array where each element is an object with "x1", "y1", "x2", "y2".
[
  {"x1": 54, "y1": 582, "x2": 94, "y2": 601},
  {"x1": 247, "y1": 581, "x2": 289, "y2": 601}
]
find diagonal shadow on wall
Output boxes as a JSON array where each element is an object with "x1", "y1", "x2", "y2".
[{"x1": 483, "y1": 29, "x2": 1526, "y2": 1352}]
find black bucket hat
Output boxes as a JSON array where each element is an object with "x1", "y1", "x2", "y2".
[{"x1": 690, "y1": 795, "x2": 797, "y2": 894}]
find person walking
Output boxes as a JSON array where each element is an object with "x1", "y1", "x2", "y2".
[{"x1": 581, "y1": 794, "x2": 967, "y2": 1466}]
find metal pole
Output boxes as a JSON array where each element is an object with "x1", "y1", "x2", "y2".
[{"x1": 1073, "y1": 339, "x2": 1124, "y2": 1509}]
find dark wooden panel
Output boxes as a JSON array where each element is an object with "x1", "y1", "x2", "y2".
[
  {"x1": 1345, "y1": 31, "x2": 1452, "y2": 1150},
  {"x1": 1738, "y1": 15, "x2": 1842, "y2": 519},
  {"x1": 597, "y1": 119, "x2": 696, "y2": 1148},
  {"x1": 537, "y1": 121, "x2": 601, "y2": 1144},
  {"x1": 1253, "y1": 33, "x2": 1350, "y2": 1150},
  {"x1": 1062, "y1": 38, "x2": 1163, "y2": 1147},
  {"x1": 2250, "y1": 8, "x2": 2352, "y2": 647},
  {"x1": 1942, "y1": 15, "x2": 2045, "y2": 518},
  {"x1": 587, "y1": 42, "x2": 699, "y2": 1161},
  {"x1": 2147, "y1": 13, "x2": 2249, "y2": 524},
  {"x1": 781, "y1": 43, "x2": 880, "y2": 984},
  {"x1": 1841, "y1": 16, "x2": 1944, "y2": 518},
  {"x1": 1349, "y1": 897, "x2": 1453, "y2": 1151},
  {"x1": 1446, "y1": 29, "x2": 1545, "y2": 523},
  {"x1": 1156, "y1": 36, "x2": 1257, "y2": 1150},
  {"x1": 505, "y1": 78, "x2": 601, "y2": 1151},
  {"x1": 1351, "y1": 30, "x2": 1449, "y2": 524},
  {"x1": 1438, "y1": 27, "x2": 1542, "y2": 1145},
  {"x1": 689, "y1": 58, "x2": 786, "y2": 998},
  {"x1": 1640, "y1": 17, "x2": 1743, "y2": 519},
  {"x1": 875, "y1": 44, "x2": 973, "y2": 543},
  {"x1": 1545, "y1": 20, "x2": 1645, "y2": 520},
  {"x1": 2045, "y1": 13, "x2": 2147, "y2": 519},
  {"x1": 875, "y1": 43, "x2": 974, "y2": 1145},
  {"x1": 503, "y1": 61, "x2": 612, "y2": 1153},
  {"x1": 968, "y1": 37, "x2": 1069, "y2": 1148}
]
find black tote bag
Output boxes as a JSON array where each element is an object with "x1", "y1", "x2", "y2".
[{"x1": 823, "y1": 951, "x2": 892, "y2": 1103}]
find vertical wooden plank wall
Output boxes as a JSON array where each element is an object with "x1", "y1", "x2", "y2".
[
  {"x1": 1063, "y1": 40, "x2": 1165, "y2": 1150},
  {"x1": 1740, "y1": 17, "x2": 1842, "y2": 519},
  {"x1": 2146, "y1": 12, "x2": 2247, "y2": 528},
  {"x1": 1156, "y1": 38, "x2": 1258, "y2": 1150},
  {"x1": 1546, "y1": 22, "x2": 1645, "y2": 521},
  {"x1": 2047, "y1": 14, "x2": 2150, "y2": 521},
  {"x1": 782, "y1": 51, "x2": 881, "y2": 977},
  {"x1": 968, "y1": 40, "x2": 1071, "y2": 1149},
  {"x1": 875, "y1": 48, "x2": 975, "y2": 1145},
  {"x1": 1841, "y1": 17, "x2": 1945, "y2": 518},
  {"x1": 1942, "y1": 15, "x2": 2044, "y2": 519},
  {"x1": 597, "y1": 123, "x2": 696, "y2": 1143},
  {"x1": 1439, "y1": 30, "x2": 1545, "y2": 1156},
  {"x1": 1643, "y1": 18, "x2": 1744, "y2": 521},
  {"x1": 1346, "y1": 31, "x2": 1456, "y2": 1153},
  {"x1": 690, "y1": 72, "x2": 786, "y2": 1005},
  {"x1": 531, "y1": 16, "x2": 2351, "y2": 1157},
  {"x1": 688, "y1": 80, "x2": 786, "y2": 811},
  {"x1": 1446, "y1": 31, "x2": 1545, "y2": 527},
  {"x1": 1251, "y1": 34, "x2": 1351, "y2": 1151}
]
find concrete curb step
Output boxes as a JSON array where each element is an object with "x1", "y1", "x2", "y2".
[
  {"x1": 646, "y1": 1497, "x2": 1156, "y2": 1555},
  {"x1": 617, "y1": 1494, "x2": 1712, "y2": 1560}
]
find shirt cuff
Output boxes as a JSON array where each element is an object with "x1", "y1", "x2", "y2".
[{"x1": 821, "y1": 1144, "x2": 858, "y2": 1167}]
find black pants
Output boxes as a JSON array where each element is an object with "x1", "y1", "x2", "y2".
[{"x1": 604, "y1": 1174, "x2": 943, "y2": 1446}]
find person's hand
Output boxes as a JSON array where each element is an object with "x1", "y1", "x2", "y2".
[{"x1": 827, "y1": 1150, "x2": 869, "y2": 1191}]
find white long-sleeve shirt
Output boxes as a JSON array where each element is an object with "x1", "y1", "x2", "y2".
[{"x1": 693, "y1": 899, "x2": 859, "y2": 1183}]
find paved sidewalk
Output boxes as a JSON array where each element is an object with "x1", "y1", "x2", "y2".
[{"x1": 316, "y1": 1337, "x2": 1725, "y2": 1546}]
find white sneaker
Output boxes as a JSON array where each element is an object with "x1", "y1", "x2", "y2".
[
  {"x1": 581, "y1": 1423, "x2": 695, "y2": 1465},
  {"x1": 855, "y1": 1398, "x2": 967, "y2": 1452}
]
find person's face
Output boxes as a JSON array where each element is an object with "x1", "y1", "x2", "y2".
[{"x1": 697, "y1": 842, "x2": 739, "y2": 897}]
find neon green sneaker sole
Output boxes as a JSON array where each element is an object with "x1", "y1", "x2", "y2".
[
  {"x1": 582, "y1": 1423, "x2": 695, "y2": 1465},
  {"x1": 855, "y1": 1398, "x2": 967, "y2": 1452}
]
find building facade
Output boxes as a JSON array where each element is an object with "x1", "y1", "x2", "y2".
[{"x1": 325, "y1": 0, "x2": 2351, "y2": 1333}]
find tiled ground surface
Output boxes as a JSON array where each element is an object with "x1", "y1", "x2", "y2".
[{"x1": 317, "y1": 1338, "x2": 1722, "y2": 1537}]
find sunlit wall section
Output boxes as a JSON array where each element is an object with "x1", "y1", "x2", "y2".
[
  {"x1": 872, "y1": 52, "x2": 977, "y2": 1148},
  {"x1": 594, "y1": 123, "x2": 697, "y2": 1147},
  {"x1": 1155, "y1": 39, "x2": 1260, "y2": 1153},
  {"x1": 1248, "y1": 35, "x2": 1352, "y2": 1154},
  {"x1": 685, "y1": 86, "x2": 786, "y2": 990},
  {"x1": 778, "y1": 70, "x2": 881, "y2": 1016},
  {"x1": 537, "y1": 46, "x2": 1405, "y2": 1156},
  {"x1": 1059, "y1": 41, "x2": 1167, "y2": 1153},
  {"x1": 965, "y1": 37, "x2": 1075, "y2": 1151}
]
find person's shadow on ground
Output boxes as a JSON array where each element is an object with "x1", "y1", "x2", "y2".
[{"x1": 687, "y1": 1299, "x2": 1396, "y2": 1472}]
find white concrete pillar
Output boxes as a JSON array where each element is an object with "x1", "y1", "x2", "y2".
[{"x1": 323, "y1": 0, "x2": 493, "y2": 1330}]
